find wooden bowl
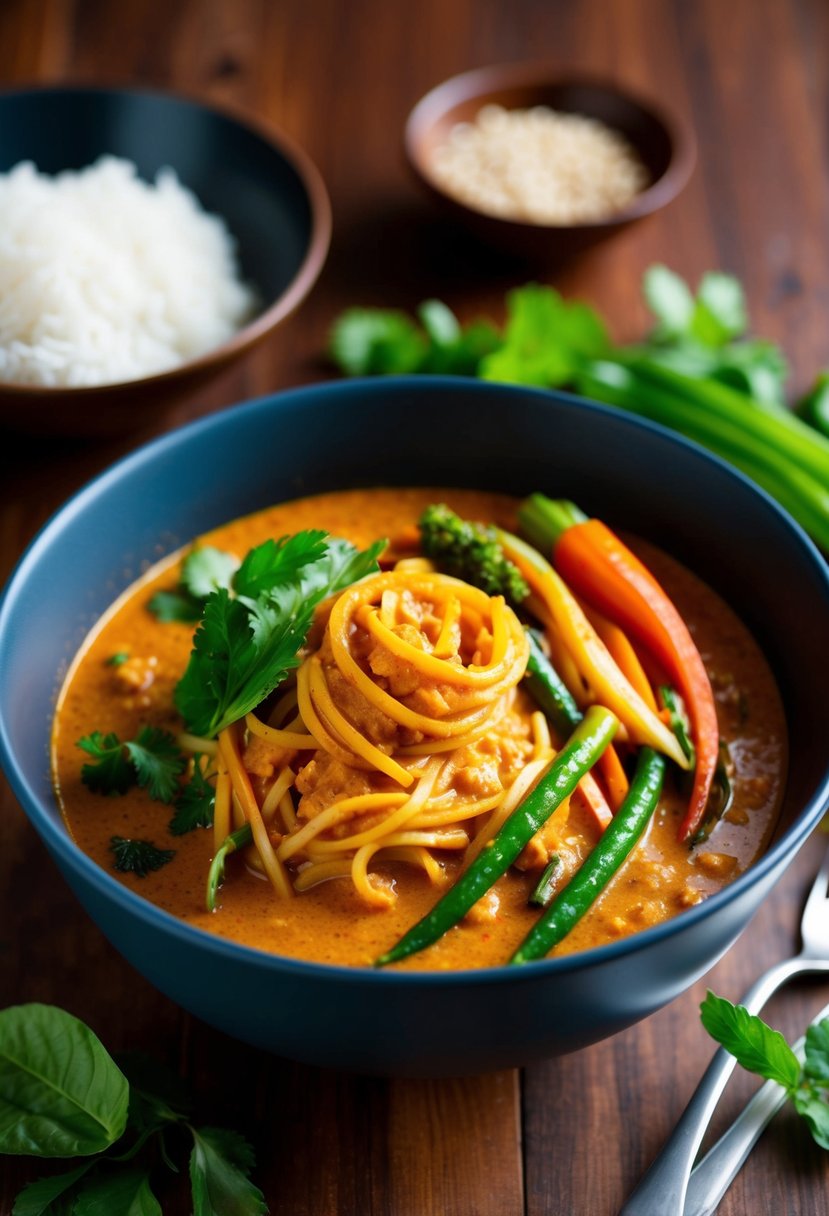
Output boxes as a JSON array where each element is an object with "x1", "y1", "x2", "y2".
[
  {"x1": 0, "y1": 86, "x2": 331, "y2": 436},
  {"x1": 405, "y1": 64, "x2": 696, "y2": 262}
]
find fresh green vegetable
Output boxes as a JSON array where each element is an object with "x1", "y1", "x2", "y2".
[
  {"x1": 524, "y1": 629, "x2": 581, "y2": 734},
  {"x1": 168, "y1": 759, "x2": 216, "y2": 835},
  {"x1": 105, "y1": 652, "x2": 130, "y2": 668},
  {"x1": 330, "y1": 300, "x2": 500, "y2": 377},
  {"x1": 375, "y1": 706, "x2": 618, "y2": 967},
  {"x1": 796, "y1": 372, "x2": 829, "y2": 439},
  {"x1": 701, "y1": 991, "x2": 829, "y2": 1150},
  {"x1": 510, "y1": 746, "x2": 665, "y2": 964},
  {"x1": 174, "y1": 532, "x2": 384, "y2": 739},
  {"x1": 78, "y1": 728, "x2": 185, "y2": 802},
  {"x1": 148, "y1": 546, "x2": 240, "y2": 623},
  {"x1": 528, "y1": 855, "x2": 562, "y2": 908},
  {"x1": 109, "y1": 837, "x2": 175, "y2": 878},
  {"x1": 331, "y1": 270, "x2": 829, "y2": 550},
  {"x1": 0, "y1": 1004, "x2": 129, "y2": 1158},
  {"x1": 207, "y1": 824, "x2": 253, "y2": 912},
  {"x1": 418, "y1": 503, "x2": 530, "y2": 603},
  {"x1": 3, "y1": 1004, "x2": 267, "y2": 1215},
  {"x1": 690, "y1": 743, "x2": 734, "y2": 845},
  {"x1": 659, "y1": 685, "x2": 695, "y2": 766}
]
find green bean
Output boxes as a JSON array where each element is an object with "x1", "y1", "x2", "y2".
[
  {"x1": 524, "y1": 628, "x2": 581, "y2": 733},
  {"x1": 510, "y1": 747, "x2": 665, "y2": 965},
  {"x1": 374, "y1": 706, "x2": 618, "y2": 967}
]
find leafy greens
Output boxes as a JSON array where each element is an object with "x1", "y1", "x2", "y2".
[
  {"x1": 701, "y1": 990, "x2": 829, "y2": 1150},
  {"x1": 174, "y1": 530, "x2": 385, "y2": 739},
  {"x1": 2, "y1": 1004, "x2": 268, "y2": 1215},
  {"x1": 78, "y1": 728, "x2": 185, "y2": 802}
]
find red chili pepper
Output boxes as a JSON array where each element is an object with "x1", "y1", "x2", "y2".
[{"x1": 519, "y1": 497, "x2": 719, "y2": 842}]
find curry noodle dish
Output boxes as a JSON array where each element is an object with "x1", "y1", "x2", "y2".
[{"x1": 52, "y1": 488, "x2": 787, "y2": 970}]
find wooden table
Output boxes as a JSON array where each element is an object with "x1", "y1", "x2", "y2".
[{"x1": 1, "y1": 1, "x2": 828, "y2": 1212}]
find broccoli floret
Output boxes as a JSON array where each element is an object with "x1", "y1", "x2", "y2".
[{"x1": 418, "y1": 504, "x2": 530, "y2": 606}]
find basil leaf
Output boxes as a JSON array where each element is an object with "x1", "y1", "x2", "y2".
[
  {"x1": 804, "y1": 1019, "x2": 829, "y2": 1084},
  {"x1": 793, "y1": 1086, "x2": 829, "y2": 1151},
  {"x1": 0, "y1": 1005, "x2": 129, "y2": 1157},
  {"x1": 189, "y1": 1126, "x2": 267, "y2": 1216},
  {"x1": 11, "y1": 1163, "x2": 93, "y2": 1216},
  {"x1": 700, "y1": 991, "x2": 801, "y2": 1091},
  {"x1": 73, "y1": 1170, "x2": 161, "y2": 1216}
]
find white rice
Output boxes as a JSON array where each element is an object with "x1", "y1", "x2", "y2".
[{"x1": 0, "y1": 156, "x2": 258, "y2": 388}]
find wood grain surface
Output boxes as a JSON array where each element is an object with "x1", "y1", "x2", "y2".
[{"x1": 1, "y1": 1, "x2": 828, "y2": 1213}]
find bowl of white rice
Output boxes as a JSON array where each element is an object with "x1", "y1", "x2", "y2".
[
  {"x1": 0, "y1": 86, "x2": 331, "y2": 434},
  {"x1": 405, "y1": 65, "x2": 695, "y2": 263}
]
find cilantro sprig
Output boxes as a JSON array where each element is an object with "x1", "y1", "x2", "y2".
[
  {"x1": 2, "y1": 1004, "x2": 267, "y2": 1215},
  {"x1": 78, "y1": 727, "x2": 185, "y2": 801},
  {"x1": 169, "y1": 758, "x2": 216, "y2": 835},
  {"x1": 174, "y1": 530, "x2": 385, "y2": 739},
  {"x1": 110, "y1": 836, "x2": 175, "y2": 877},
  {"x1": 329, "y1": 270, "x2": 829, "y2": 551},
  {"x1": 148, "y1": 545, "x2": 241, "y2": 623},
  {"x1": 701, "y1": 990, "x2": 829, "y2": 1150}
]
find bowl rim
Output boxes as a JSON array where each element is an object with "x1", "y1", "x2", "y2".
[
  {"x1": 2, "y1": 375, "x2": 828, "y2": 988},
  {"x1": 0, "y1": 82, "x2": 332, "y2": 398},
  {"x1": 405, "y1": 62, "x2": 697, "y2": 231}
]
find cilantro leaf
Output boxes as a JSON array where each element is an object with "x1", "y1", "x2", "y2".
[
  {"x1": 695, "y1": 271, "x2": 748, "y2": 344},
  {"x1": 182, "y1": 547, "x2": 239, "y2": 600},
  {"x1": 169, "y1": 760, "x2": 215, "y2": 835},
  {"x1": 700, "y1": 991, "x2": 801, "y2": 1090},
  {"x1": 73, "y1": 1170, "x2": 161, "y2": 1216},
  {"x1": 78, "y1": 733, "x2": 135, "y2": 796},
  {"x1": 480, "y1": 285, "x2": 608, "y2": 387},
  {"x1": 110, "y1": 837, "x2": 175, "y2": 878},
  {"x1": 124, "y1": 728, "x2": 186, "y2": 803},
  {"x1": 146, "y1": 590, "x2": 204, "y2": 624},
  {"x1": 189, "y1": 1126, "x2": 267, "y2": 1216},
  {"x1": 11, "y1": 1163, "x2": 94, "y2": 1216},
  {"x1": 175, "y1": 535, "x2": 384, "y2": 739},
  {"x1": 233, "y1": 531, "x2": 328, "y2": 600},
  {"x1": 330, "y1": 308, "x2": 427, "y2": 375},
  {"x1": 105, "y1": 653, "x2": 130, "y2": 668},
  {"x1": 643, "y1": 264, "x2": 696, "y2": 338}
]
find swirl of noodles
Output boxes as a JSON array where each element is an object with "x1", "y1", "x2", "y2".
[{"x1": 238, "y1": 569, "x2": 550, "y2": 908}]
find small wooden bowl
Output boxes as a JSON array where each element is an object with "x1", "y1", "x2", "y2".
[
  {"x1": 405, "y1": 64, "x2": 695, "y2": 262},
  {"x1": 0, "y1": 86, "x2": 331, "y2": 436}
]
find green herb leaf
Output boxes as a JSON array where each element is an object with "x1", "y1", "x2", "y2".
[
  {"x1": 418, "y1": 298, "x2": 461, "y2": 347},
  {"x1": 124, "y1": 728, "x2": 186, "y2": 803},
  {"x1": 73, "y1": 1170, "x2": 162, "y2": 1216},
  {"x1": 182, "y1": 547, "x2": 239, "y2": 600},
  {"x1": 105, "y1": 653, "x2": 130, "y2": 668},
  {"x1": 169, "y1": 760, "x2": 215, "y2": 835},
  {"x1": 804, "y1": 1019, "x2": 829, "y2": 1084},
  {"x1": 78, "y1": 732, "x2": 135, "y2": 796},
  {"x1": 793, "y1": 1087, "x2": 829, "y2": 1151},
  {"x1": 481, "y1": 285, "x2": 606, "y2": 387},
  {"x1": 232, "y1": 531, "x2": 328, "y2": 600},
  {"x1": 643, "y1": 264, "x2": 696, "y2": 338},
  {"x1": 700, "y1": 991, "x2": 801, "y2": 1091},
  {"x1": 694, "y1": 271, "x2": 748, "y2": 344},
  {"x1": 175, "y1": 536, "x2": 384, "y2": 739},
  {"x1": 330, "y1": 308, "x2": 426, "y2": 375},
  {"x1": 189, "y1": 1126, "x2": 267, "y2": 1216},
  {"x1": 11, "y1": 1162, "x2": 94, "y2": 1215},
  {"x1": 146, "y1": 590, "x2": 204, "y2": 624},
  {"x1": 0, "y1": 1004, "x2": 129, "y2": 1158},
  {"x1": 110, "y1": 837, "x2": 175, "y2": 878}
]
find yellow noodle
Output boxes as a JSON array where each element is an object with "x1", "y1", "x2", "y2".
[
  {"x1": 178, "y1": 732, "x2": 218, "y2": 757},
  {"x1": 245, "y1": 712, "x2": 316, "y2": 751},
  {"x1": 308, "y1": 655, "x2": 413, "y2": 786},
  {"x1": 219, "y1": 726, "x2": 292, "y2": 899},
  {"x1": 462, "y1": 755, "x2": 555, "y2": 868},
  {"x1": 278, "y1": 789, "x2": 297, "y2": 833},
  {"x1": 305, "y1": 758, "x2": 443, "y2": 855},
  {"x1": 277, "y1": 792, "x2": 411, "y2": 861},
  {"x1": 293, "y1": 859, "x2": 355, "y2": 891},
  {"x1": 260, "y1": 765, "x2": 296, "y2": 823}
]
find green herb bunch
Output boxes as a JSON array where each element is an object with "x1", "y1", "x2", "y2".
[
  {"x1": 0, "y1": 1004, "x2": 267, "y2": 1215},
  {"x1": 701, "y1": 991, "x2": 829, "y2": 1149}
]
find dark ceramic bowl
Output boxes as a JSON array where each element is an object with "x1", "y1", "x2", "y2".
[
  {"x1": 0, "y1": 86, "x2": 331, "y2": 435},
  {"x1": 405, "y1": 64, "x2": 695, "y2": 262},
  {"x1": 1, "y1": 379, "x2": 827, "y2": 1076}
]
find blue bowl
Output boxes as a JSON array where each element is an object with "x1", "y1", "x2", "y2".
[
  {"x1": 0, "y1": 85, "x2": 331, "y2": 434},
  {"x1": 2, "y1": 378, "x2": 828, "y2": 1076}
]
